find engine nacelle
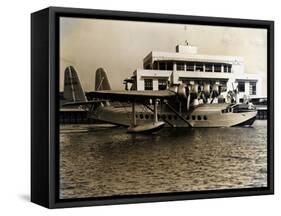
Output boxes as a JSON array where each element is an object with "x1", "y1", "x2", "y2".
[
  {"x1": 178, "y1": 84, "x2": 190, "y2": 98},
  {"x1": 203, "y1": 83, "x2": 210, "y2": 95},
  {"x1": 212, "y1": 84, "x2": 219, "y2": 92},
  {"x1": 169, "y1": 84, "x2": 190, "y2": 98},
  {"x1": 191, "y1": 84, "x2": 199, "y2": 94},
  {"x1": 212, "y1": 84, "x2": 220, "y2": 97}
]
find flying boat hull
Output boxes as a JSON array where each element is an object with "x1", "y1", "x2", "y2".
[{"x1": 90, "y1": 103, "x2": 257, "y2": 128}]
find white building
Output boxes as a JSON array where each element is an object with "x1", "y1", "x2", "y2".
[{"x1": 131, "y1": 44, "x2": 261, "y2": 102}]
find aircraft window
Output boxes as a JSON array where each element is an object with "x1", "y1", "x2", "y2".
[
  {"x1": 203, "y1": 115, "x2": 207, "y2": 120},
  {"x1": 197, "y1": 116, "x2": 202, "y2": 120},
  {"x1": 192, "y1": 115, "x2": 196, "y2": 120},
  {"x1": 140, "y1": 114, "x2": 144, "y2": 119},
  {"x1": 150, "y1": 114, "x2": 154, "y2": 119},
  {"x1": 186, "y1": 115, "x2": 190, "y2": 120},
  {"x1": 136, "y1": 114, "x2": 138, "y2": 118},
  {"x1": 174, "y1": 115, "x2": 177, "y2": 120},
  {"x1": 162, "y1": 114, "x2": 166, "y2": 120},
  {"x1": 168, "y1": 115, "x2": 172, "y2": 120},
  {"x1": 145, "y1": 114, "x2": 149, "y2": 119}
]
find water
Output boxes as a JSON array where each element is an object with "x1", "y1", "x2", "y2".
[{"x1": 59, "y1": 121, "x2": 267, "y2": 199}]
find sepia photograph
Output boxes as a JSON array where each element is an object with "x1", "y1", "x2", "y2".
[{"x1": 59, "y1": 17, "x2": 268, "y2": 199}]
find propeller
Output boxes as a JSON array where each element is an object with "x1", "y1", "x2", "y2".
[{"x1": 228, "y1": 83, "x2": 239, "y2": 103}]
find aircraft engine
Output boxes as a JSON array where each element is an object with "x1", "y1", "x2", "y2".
[
  {"x1": 203, "y1": 83, "x2": 210, "y2": 95},
  {"x1": 192, "y1": 84, "x2": 199, "y2": 94},
  {"x1": 177, "y1": 83, "x2": 190, "y2": 98},
  {"x1": 169, "y1": 84, "x2": 191, "y2": 111},
  {"x1": 212, "y1": 84, "x2": 220, "y2": 97}
]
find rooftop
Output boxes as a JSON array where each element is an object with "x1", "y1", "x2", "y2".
[{"x1": 143, "y1": 44, "x2": 244, "y2": 65}]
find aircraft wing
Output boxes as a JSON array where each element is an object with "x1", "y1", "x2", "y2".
[
  {"x1": 90, "y1": 90, "x2": 176, "y2": 102},
  {"x1": 62, "y1": 99, "x2": 108, "y2": 107}
]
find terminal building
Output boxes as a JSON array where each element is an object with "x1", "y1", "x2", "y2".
[
  {"x1": 60, "y1": 44, "x2": 267, "y2": 124},
  {"x1": 129, "y1": 44, "x2": 261, "y2": 103}
]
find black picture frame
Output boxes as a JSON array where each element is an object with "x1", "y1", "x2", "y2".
[{"x1": 31, "y1": 6, "x2": 274, "y2": 208}]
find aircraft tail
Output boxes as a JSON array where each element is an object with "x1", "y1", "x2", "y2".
[
  {"x1": 95, "y1": 68, "x2": 111, "y2": 91},
  {"x1": 64, "y1": 66, "x2": 87, "y2": 102}
]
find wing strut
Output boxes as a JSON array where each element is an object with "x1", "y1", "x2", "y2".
[
  {"x1": 153, "y1": 99, "x2": 158, "y2": 124},
  {"x1": 164, "y1": 101, "x2": 193, "y2": 127},
  {"x1": 127, "y1": 99, "x2": 165, "y2": 133},
  {"x1": 143, "y1": 103, "x2": 174, "y2": 127},
  {"x1": 131, "y1": 100, "x2": 136, "y2": 127}
]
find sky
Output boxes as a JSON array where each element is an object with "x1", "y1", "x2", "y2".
[{"x1": 60, "y1": 17, "x2": 267, "y2": 95}]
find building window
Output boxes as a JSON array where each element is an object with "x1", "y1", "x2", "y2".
[
  {"x1": 205, "y1": 64, "x2": 212, "y2": 72},
  {"x1": 152, "y1": 62, "x2": 158, "y2": 70},
  {"x1": 177, "y1": 64, "x2": 185, "y2": 70},
  {"x1": 195, "y1": 64, "x2": 203, "y2": 72},
  {"x1": 158, "y1": 79, "x2": 168, "y2": 90},
  {"x1": 159, "y1": 62, "x2": 166, "y2": 70},
  {"x1": 144, "y1": 64, "x2": 151, "y2": 69},
  {"x1": 224, "y1": 65, "x2": 228, "y2": 73},
  {"x1": 144, "y1": 79, "x2": 153, "y2": 90},
  {"x1": 238, "y1": 81, "x2": 245, "y2": 92},
  {"x1": 186, "y1": 63, "x2": 194, "y2": 71},
  {"x1": 249, "y1": 82, "x2": 257, "y2": 95},
  {"x1": 228, "y1": 65, "x2": 232, "y2": 73},
  {"x1": 166, "y1": 62, "x2": 173, "y2": 70},
  {"x1": 214, "y1": 64, "x2": 221, "y2": 72}
]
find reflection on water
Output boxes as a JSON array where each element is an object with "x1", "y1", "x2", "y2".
[{"x1": 59, "y1": 121, "x2": 267, "y2": 199}]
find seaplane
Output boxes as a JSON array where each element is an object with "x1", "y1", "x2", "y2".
[{"x1": 62, "y1": 66, "x2": 257, "y2": 133}]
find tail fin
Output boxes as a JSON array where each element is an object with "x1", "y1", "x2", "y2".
[
  {"x1": 64, "y1": 66, "x2": 87, "y2": 102},
  {"x1": 95, "y1": 68, "x2": 111, "y2": 91}
]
